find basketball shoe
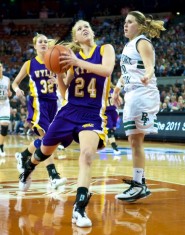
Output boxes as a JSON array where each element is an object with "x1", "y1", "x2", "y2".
[
  {"x1": 15, "y1": 152, "x2": 27, "y2": 173},
  {"x1": 16, "y1": 152, "x2": 67, "y2": 189},
  {"x1": 57, "y1": 144, "x2": 65, "y2": 150},
  {"x1": 0, "y1": 148, "x2": 6, "y2": 157},
  {"x1": 49, "y1": 174, "x2": 67, "y2": 190},
  {"x1": 113, "y1": 148, "x2": 121, "y2": 155},
  {"x1": 112, "y1": 143, "x2": 121, "y2": 155},
  {"x1": 19, "y1": 168, "x2": 34, "y2": 191},
  {"x1": 115, "y1": 179, "x2": 151, "y2": 202},
  {"x1": 72, "y1": 193, "x2": 92, "y2": 227}
]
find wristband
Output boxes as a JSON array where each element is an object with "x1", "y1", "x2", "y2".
[
  {"x1": 14, "y1": 87, "x2": 19, "y2": 92},
  {"x1": 116, "y1": 79, "x2": 124, "y2": 89}
]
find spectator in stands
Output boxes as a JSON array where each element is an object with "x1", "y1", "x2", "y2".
[
  {"x1": 163, "y1": 96, "x2": 171, "y2": 110},
  {"x1": 177, "y1": 100, "x2": 185, "y2": 112},
  {"x1": 9, "y1": 96, "x2": 20, "y2": 109},
  {"x1": 169, "y1": 94, "x2": 178, "y2": 110},
  {"x1": 10, "y1": 108, "x2": 20, "y2": 133},
  {"x1": 14, "y1": 114, "x2": 27, "y2": 135},
  {"x1": 160, "y1": 102, "x2": 170, "y2": 112}
]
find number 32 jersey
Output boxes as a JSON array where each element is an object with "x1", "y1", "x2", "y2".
[{"x1": 27, "y1": 56, "x2": 57, "y2": 100}]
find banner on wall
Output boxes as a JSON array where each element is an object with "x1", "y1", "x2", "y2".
[{"x1": 115, "y1": 112, "x2": 185, "y2": 142}]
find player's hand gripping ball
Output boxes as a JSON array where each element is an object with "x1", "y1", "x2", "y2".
[{"x1": 44, "y1": 45, "x2": 70, "y2": 74}]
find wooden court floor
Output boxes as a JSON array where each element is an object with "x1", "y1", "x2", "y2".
[{"x1": 0, "y1": 135, "x2": 185, "y2": 235}]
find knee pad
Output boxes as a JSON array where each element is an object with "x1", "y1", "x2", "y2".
[
  {"x1": 34, "y1": 148, "x2": 51, "y2": 162},
  {"x1": 34, "y1": 139, "x2": 42, "y2": 148},
  {"x1": 108, "y1": 128, "x2": 115, "y2": 138},
  {"x1": 1, "y1": 125, "x2": 8, "y2": 136}
]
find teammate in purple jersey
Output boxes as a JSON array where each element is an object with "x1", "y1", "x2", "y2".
[
  {"x1": 18, "y1": 20, "x2": 115, "y2": 228},
  {"x1": 12, "y1": 34, "x2": 67, "y2": 189},
  {"x1": 106, "y1": 83, "x2": 121, "y2": 155}
]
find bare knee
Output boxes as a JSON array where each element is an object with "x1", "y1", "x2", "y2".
[
  {"x1": 79, "y1": 147, "x2": 95, "y2": 166},
  {"x1": 129, "y1": 134, "x2": 144, "y2": 149}
]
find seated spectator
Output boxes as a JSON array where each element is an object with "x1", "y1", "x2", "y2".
[
  {"x1": 163, "y1": 96, "x2": 171, "y2": 110},
  {"x1": 14, "y1": 115, "x2": 27, "y2": 134},
  {"x1": 169, "y1": 94, "x2": 178, "y2": 110},
  {"x1": 9, "y1": 108, "x2": 21, "y2": 133},
  {"x1": 177, "y1": 101, "x2": 185, "y2": 112},
  {"x1": 160, "y1": 102, "x2": 171, "y2": 112}
]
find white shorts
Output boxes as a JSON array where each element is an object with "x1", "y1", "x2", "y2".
[
  {"x1": 123, "y1": 86, "x2": 160, "y2": 136},
  {"x1": 0, "y1": 101, "x2": 10, "y2": 123}
]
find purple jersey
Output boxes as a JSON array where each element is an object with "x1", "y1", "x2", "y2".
[
  {"x1": 26, "y1": 56, "x2": 58, "y2": 135},
  {"x1": 43, "y1": 45, "x2": 111, "y2": 149},
  {"x1": 66, "y1": 45, "x2": 110, "y2": 113},
  {"x1": 27, "y1": 56, "x2": 57, "y2": 100}
]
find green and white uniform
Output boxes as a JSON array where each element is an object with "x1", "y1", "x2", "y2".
[
  {"x1": 0, "y1": 76, "x2": 10, "y2": 123},
  {"x1": 120, "y1": 34, "x2": 160, "y2": 136}
]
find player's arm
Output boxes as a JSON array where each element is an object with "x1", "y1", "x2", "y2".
[
  {"x1": 138, "y1": 39, "x2": 155, "y2": 85},
  {"x1": 57, "y1": 68, "x2": 73, "y2": 99},
  {"x1": 112, "y1": 76, "x2": 124, "y2": 108},
  {"x1": 7, "y1": 79, "x2": 12, "y2": 97},
  {"x1": 12, "y1": 61, "x2": 28, "y2": 97},
  {"x1": 59, "y1": 44, "x2": 115, "y2": 77}
]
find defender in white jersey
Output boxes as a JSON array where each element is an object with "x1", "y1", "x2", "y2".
[
  {"x1": 0, "y1": 62, "x2": 12, "y2": 157},
  {"x1": 112, "y1": 11, "x2": 166, "y2": 202}
]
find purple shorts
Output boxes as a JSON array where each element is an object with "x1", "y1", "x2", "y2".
[
  {"x1": 27, "y1": 96, "x2": 57, "y2": 136},
  {"x1": 42, "y1": 103, "x2": 107, "y2": 149},
  {"x1": 106, "y1": 109, "x2": 118, "y2": 129}
]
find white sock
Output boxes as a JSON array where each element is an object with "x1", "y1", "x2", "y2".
[{"x1": 133, "y1": 168, "x2": 144, "y2": 184}]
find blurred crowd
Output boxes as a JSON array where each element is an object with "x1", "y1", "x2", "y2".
[{"x1": 0, "y1": 12, "x2": 185, "y2": 135}]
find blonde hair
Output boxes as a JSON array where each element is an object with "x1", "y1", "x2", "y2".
[
  {"x1": 33, "y1": 33, "x2": 58, "y2": 47},
  {"x1": 64, "y1": 20, "x2": 94, "y2": 53},
  {"x1": 128, "y1": 11, "x2": 166, "y2": 38}
]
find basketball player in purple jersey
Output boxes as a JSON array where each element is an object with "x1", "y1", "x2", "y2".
[
  {"x1": 12, "y1": 34, "x2": 67, "y2": 189},
  {"x1": 18, "y1": 20, "x2": 115, "y2": 227}
]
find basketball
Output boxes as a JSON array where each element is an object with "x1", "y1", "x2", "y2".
[{"x1": 44, "y1": 45, "x2": 70, "y2": 74}]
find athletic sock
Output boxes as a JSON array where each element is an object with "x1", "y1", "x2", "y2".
[
  {"x1": 111, "y1": 142, "x2": 118, "y2": 150},
  {"x1": 75, "y1": 187, "x2": 88, "y2": 207},
  {"x1": 46, "y1": 164, "x2": 60, "y2": 179},
  {"x1": 133, "y1": 168, "x2": 144, "y2": 184},
  {"x1": 0, "y1": 145, "x2": 4, "y2": 152},
  {"x1": 21, "y1": 148, "x2": 32, "y2": 160}
]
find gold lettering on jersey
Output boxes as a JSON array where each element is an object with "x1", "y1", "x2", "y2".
[
  {"x1": 34, "y1": 70, "x2": 56, "y2": 78},
  {"x1": 75, "y1": 67, "x2": 90, "y2": 76},
  {"x1": 82, "y1": 123, "x2": 94, "y2": 128}
]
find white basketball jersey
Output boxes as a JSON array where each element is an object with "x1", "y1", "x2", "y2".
[
  {"x1": 120, "y1": 35, "x2": 157, "y2": 92},
  {"x1": 0, "y1": 76, "x2": 10, "y2": 104}
]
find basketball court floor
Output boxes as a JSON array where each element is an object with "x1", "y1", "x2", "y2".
[{"x1": 0, "y1": 135, "x2": 185, "y2": 235}]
